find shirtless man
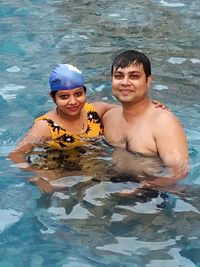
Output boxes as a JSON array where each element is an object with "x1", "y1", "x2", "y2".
[{"x1": 102, "y1": 50, "x2": 189, "y2": 189}]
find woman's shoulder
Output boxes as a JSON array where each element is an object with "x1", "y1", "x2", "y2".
[
  {"x1": 28, "y1": 112, "x2": 53, "y2": 139},
  {"x1": 84, "y1": 102, "x2": 95, "y2": 110},
  {"x1": 35, "y1": 110, "x2": 55, "y2": 122}
]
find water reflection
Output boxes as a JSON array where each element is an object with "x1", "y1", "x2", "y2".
[{"x1": 34, "y1": 175, "x2": 200, "y2": 266}]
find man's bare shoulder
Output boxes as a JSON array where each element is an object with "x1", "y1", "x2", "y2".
[
  {"x1": 151, "y1": 104, "x2": 180, "y2": 125},
  {"x1": 151, "y1": 106, "x2": 186, "y2": 139}
]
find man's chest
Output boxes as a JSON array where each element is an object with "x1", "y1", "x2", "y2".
[{"x1": 104, "y1": 121, "x2": 156, "y2": 153}]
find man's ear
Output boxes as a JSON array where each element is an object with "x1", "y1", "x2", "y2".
[{"x1": 147, "y1": 75, "x2": 153, "y2": 89}]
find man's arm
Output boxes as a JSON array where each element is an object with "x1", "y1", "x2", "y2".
[{"x1": 146, "y1": 112, "x2": 189, "y2": 187}]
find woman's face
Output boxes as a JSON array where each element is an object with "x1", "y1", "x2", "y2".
[{"x1": 53, "y1": 87, "x2": 86, "y2": 116}]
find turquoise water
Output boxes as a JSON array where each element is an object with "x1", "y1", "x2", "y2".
[{"x1": 0, "y1": 0, "x2": 200, "y2": 266}]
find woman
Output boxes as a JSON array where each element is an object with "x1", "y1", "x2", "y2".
[{"x1": 9, "y1": 64, "x2": 117, "y2": 169}]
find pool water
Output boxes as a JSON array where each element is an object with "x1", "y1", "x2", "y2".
[{"x1": 0, "y1": 0, "x2": 200, "y2": 266}]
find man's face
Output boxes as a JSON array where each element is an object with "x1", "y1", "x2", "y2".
[{"x1": 112, "y1": 63, "x2": 152, "y2": 104}]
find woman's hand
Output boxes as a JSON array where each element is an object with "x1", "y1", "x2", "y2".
[
  {"x1": 152, "y1": 99, "x2": 170, "y2": 111},
  {"x1": 29, "y1": 176, "x2": 54, "y2": 193}
]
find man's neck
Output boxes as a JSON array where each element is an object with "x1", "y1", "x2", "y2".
[{"x1": 122, "y1": 98, "x2": 151, "y2": 122}]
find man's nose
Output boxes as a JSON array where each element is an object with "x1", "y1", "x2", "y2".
[{"x1": 121, "y1": 76, "x2": 130, "y2": 85}]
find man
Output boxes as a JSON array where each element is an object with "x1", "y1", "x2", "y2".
[{"x1": 102, "y1": 50, "x2": 189, "y2": 190}]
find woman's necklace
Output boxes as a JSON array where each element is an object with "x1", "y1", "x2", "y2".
[
  {"x1": 81, "y1": 112, "x2": 85, "y2": 133},
  {"x1": 56, "y1": 108, "x2": 86, "y2": 134}
]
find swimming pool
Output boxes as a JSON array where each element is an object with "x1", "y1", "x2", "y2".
[{"x1": 0, "y1": 0, "x2": 200, "y2": 266}]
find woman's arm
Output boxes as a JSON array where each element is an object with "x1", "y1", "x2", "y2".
[
  {"x1": 93, "y1": 100, "x2": 169, "y2": 120},
  {"x1": 92, "y1": 102, "x2": 119, "y2": 119},
  {"x1": 8, "y1": 120, "x2": 51, "y2": 170}
]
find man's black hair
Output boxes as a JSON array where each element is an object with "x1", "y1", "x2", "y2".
[{"x1": 111, "y1": 50, "x2": 151, "y2": 78}]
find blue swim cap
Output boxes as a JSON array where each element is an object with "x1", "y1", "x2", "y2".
[{"x1": 49, "y1": 64, "x2": 85, "y2": 91}]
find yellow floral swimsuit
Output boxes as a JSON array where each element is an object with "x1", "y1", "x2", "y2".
[{"x1": 34, "y1": 103, "x2": 103, "y2": 150}]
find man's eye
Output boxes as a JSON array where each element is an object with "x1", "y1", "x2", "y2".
[
  {"x1": 114, "y1": 74, "x2": 122, "y2": 79},
  {"x1": 130, "y1": 75, "x2": 139, "y2": 79}
]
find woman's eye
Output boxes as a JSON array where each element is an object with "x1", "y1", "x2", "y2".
[
  {"x1": 75, "y1": 92, "x2": 82, "y2": 97},
  {"x1": 60, "y1": 95, "x2": 69, "y2": 99}
]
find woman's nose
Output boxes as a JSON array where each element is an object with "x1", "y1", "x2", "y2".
[{"x1": 69, "y1": 96, "x2": 76, "y2": 104}]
